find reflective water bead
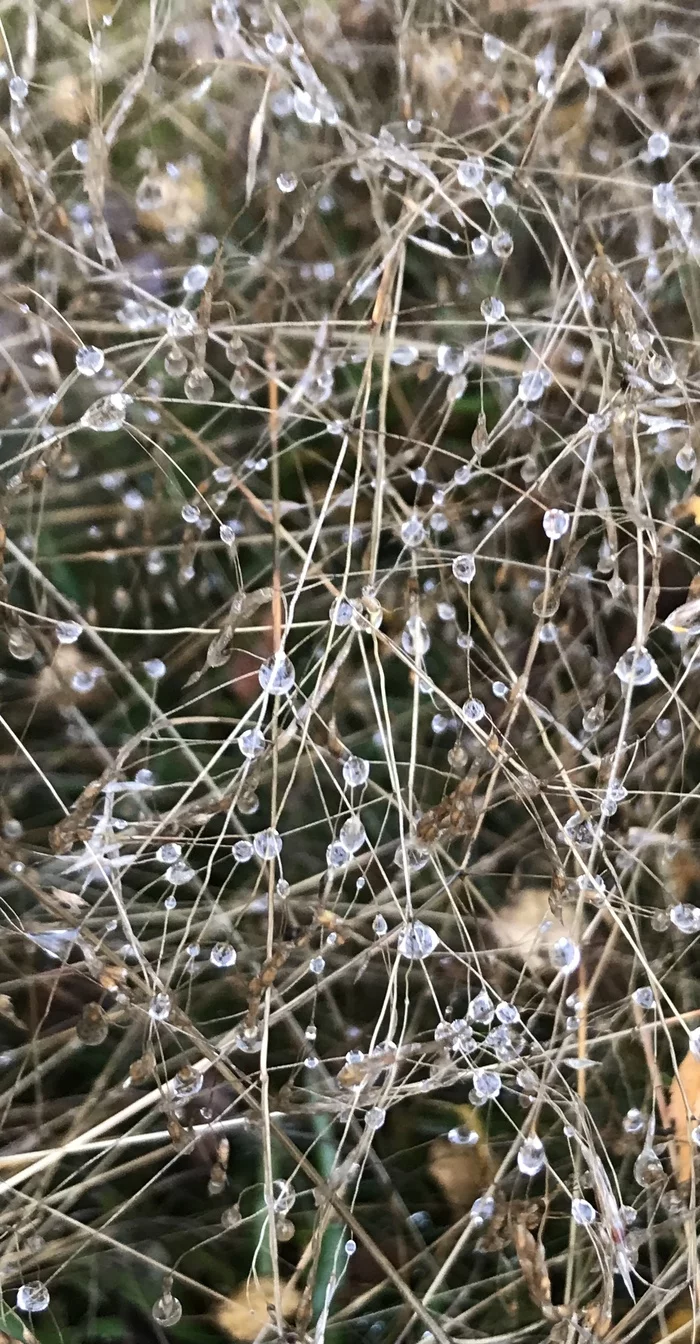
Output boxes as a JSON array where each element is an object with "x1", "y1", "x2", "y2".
[
  {"x1": 181, "y1": 503, "x2": 200, "y2": 524},
  {"x1": 549, "y1": 937, "x2": 581, "y2": 974},
  {"x1": 464, "y1": 698, "x2": 486, "y2": 722},
  {"x1": 327, "y1": 842, "x2": 349, "y2": 868},
  {"x1": 614, "y1": 646, "x2": 658, "y2": 687},
  {"x1": 468, "y1": 990, "x2": 495, "y2": 1024},
  {"x1": 676, "y1": 444, "x2": 696, "y2": 472},
  {"x1": 81, "y1": 392, "x2": 130, "y2": 431},
  {"x1": 482, "y1": 32, "x2": 504, "y2": 60},
  {"x1": 152, "y1": 1294, "x2": 183, "y2": 1327},
  {"x1": 448, "y1": 1124, "x2": 479, "y2": 1145},
  {"x1": 259, "y1": 652, "x2": 295, "y2": 694},
  {"x1": 210, "y1": 942, "x2": 237, "y2": 968},
  {"x1": 9, "y1": 76, "x2": 29, "y2": 104},
  {"x1": 293, "y1": 88, "x2": 321, "y2": 124},
  {"x1": 648, "y1": 352, "x2": 676, "y2": 385},
  {"x1": 183, "y1": 264, "x2": 209, "y2": 293},
  {"x1": 457, "y1": 156, "x2": 485, "y2": 188},
  {"x1": 157, "y1": 842, "x2": 181, "y2": 864},
  {"x1": 184, "y1": 369, "x2": 214, "y2": 402},
  {"x1": 391, "y1": 344, "x2": 419, "y2": 366},
  {"x1": 632, "y1": 986, "x2": 654, "y2": 1009},
  {"x1": 164, "y1": 895, "x2": 177, "y2": 911},
  {"x1": 397, "y1": 921, "x2": 439, "y2": 959},
  {"x1": 143, "y1": 658, "x2": 166, "y2": 680},
  {"x1": 436, "y1": 345, "x2": 467, "y2": 376},
  {"x1": 16, "y1": 1282, "x2": 50, "y2": 1313},
  {"x1": 239, "y1": 728, "x2": 265, "y2": 759},
  {"x1": 481, "y1": 296, "x2": 505, "y2": 321},
  {"x1": 401, "y1": 514, "x2": 426, "y2": 548},
  {"x1": 309, "y1": 955, "x2": 325, "y2": 974},
  {"x1": 148, "y1": 992, "x2": 171, "y2": 1021},
  {"x1": 266, "y1": 30, "x2": 287, "y2": 54},
  {"x1": 402, "y1": 615, "x2": 430, "y2": 658},
  {"x1": 345, "y1": 1238, "x2": 357, "y2": 1255},
  {"x1": 277, "y1": 171, "x2": 297, "y2": 193},
  {"x1": 647, "y1": 131, "x2": 670, "y2": 160},
  {"x1": 491, "y1": 230, "x2": 513, "y2": 258},
  {"x1": 343, "y1": 756, "x2": 370, "y2": 788},
  {"x1": 472, "y1": 1068, "x2": 501, "y2": 1100},
  {"x1": 492, "y1": 680, "x2": 508, "y2": 698},
  {"x1": 75, "y1": 345, "x2": 105, "y2": 377},
  {"x1": 623, "y1": 1107, "x2": 645, "y2": 1134},
  {"x1": 168, "y1": 306, "x2": 197, "y2": 338},
  {"x1": 572, "y1": 1197, "x2": 596, "y2": 1225},
  {"x1": 340, "y1": 817, "x2": 366, "y2": 853},
  {"x1": 173, "y1": 1066, "x2": 203, "y2": 1098},
  {"x1": 56, "y1": 619, "x2": 81, "y2": 644},
  {"x1": 543, "y1": 508, "x2": 570, "y2": 541},
  {"x1": 166, "y1": 860, "x2": 195, "y2": 885},
  {"x1": 472, "y1": 233, "x2": 489, "y2": 256},
  {"x1": 253, "y1": 828, "x2": 283, "y2": 860},
  {"x1": 452, "y1": 552, "x2": 476, "y2": 583},
  {"x1": 670, "y1": 903, "x2": 700, "y2": 934},
  {"x1": 165, "y1": 345, "x2": 188, "y2": 378},
  {"x1": 518, "y1": 1136, "x2": 545, "y2": 1175},
  {"x1": 633, "y1": 1147, "x2": 663, "y2": 1187},
  {"x1": 518, "y1": 370, "x2": 546, "y2": 403},
  {"x1": 471, "y1": 1194, "x2": 495, "y2": 1220}
]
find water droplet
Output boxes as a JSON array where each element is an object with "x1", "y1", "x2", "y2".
[
  {"x1": 239, "y1": 728, "x2": 265, "y2": 759},
  {"x1": 148, "y1": 993, "x2": 171, "y2": 1021},
  {"x1": 676, "y1": 443, "x2": 696, "y2": 472},
  {"x1": 452, "y1": 553, "x2": 476, "y2": 583},
  {"x1": 615, "y1": 646, "x2": 658, "y2": 687},
  {"x1": 365, "y1": 1105, "x2": 386, "y2": 1130},
  {"x1": 277, "y1": 171, "x2": 297, "y2": 193},
  {"x1": 457, "y1": 156, "x2": 485, "y2": 188},
  {"x1": 343, "y1": 756, "x2": 370, "y2": 788},
  {"x1": 56, "y1": 619, "x2": 81, "y2": 644},
  {"x1": 543, "y1": 508, "x2": 570, "y2": 540},
  {"x1": 572, "y1": 1197, "x2": 596, "y2": 1225},
  {"x1": 210, "y1": 942, "x2": 237, "y2": 968},
  {"x1": 165, "y1": 345, "x2": 188, "y2": 378},
  {"x1": 647, "y1": 131, "x2": 670, "y2": 160},
  {"x1": 482, "y1": 33, "x2": 504, "y2": 60},
  {"x1": 75, "y1": 345, "x2": 105, "y2": 377},
  {"x1": 253, "y1": 828, "x2": 283, "y2": 859},
  {"x1": 157, "y1": 843, "x2": 181, "y2": 864},
  {"x1": 549, "y1": 937, "x2": 581, "y2": 974},
  {"x1": 481, "y1": 296, "x2": 505, "y2": 321},
  {"x1": 397, "y1": 921, "x2": 439, "y2": 959},
  {"x1": 81, "y1": 392, "x2": 130, "y2": 432},
  {"x1": 152, "y1": 1294, "x2": 183, "y2": 1327},
  {"x1": 437, "y1": 345, "x2": 467, "y2": 376},
  {"x1": 633, "y1": 1146, "x2": 663, "y2": 1187},
  {"x1": 232, "y1": 839, "x2": 254, "y2": 861},
  {"x1": 166, "y1": 861, "x2": 195, "y2": 885},
  {"x1": 401, "y1": 514, "x2": 426, "y2": 548},
  {"x1": 8, "y1": 628, "x2": 36, "y2": 660},
  {"x1": 184, "y1": 369, "x2": 214, "y2": 402},
  {"x1": 259, "y1": 653, "x2": 295, "y2": 694},
  {"x1": 16, "y1": 1282, "x2": 50, "y2": 1313},
  {"x1": 518, "y1": 1136, "x2": 545, "y2": 1175},
  {"x1": 623, "y1": 1107, "x2": 645, "y2": 1134},
  {"x1": 491, "y1": 230, "x2": 513, "y2": 258},
  {"x1": 183, "y1": 264, "x2": 209, "y2": 293},
  {"x1": 9, "y1": 76, "x2": 28, "y2": 104}
]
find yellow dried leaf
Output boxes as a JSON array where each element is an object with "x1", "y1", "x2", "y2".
[
  {"x1": 491, "y1": 887, "x2": 572, "y2": 969},
  {"x1": 667, "y1": 1046, "x2": 700, "y2": 1183},
  {"x1": 428, "y1": 1105, "x2": 494, "y2": 1216},
  {"x1": 214, "y1": 1277, "x2": 300, "y2": 1342},
  {"x1": 138, "y1": 166, "x2": 207, "y2": 235}
]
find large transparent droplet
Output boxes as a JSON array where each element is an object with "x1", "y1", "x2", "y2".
[
  {"x1": 615, "y1": 646, "x2": 658, "y2": 687},
  {"x1": 397, "y1": 920, "x2": 439, "y2": 959}
]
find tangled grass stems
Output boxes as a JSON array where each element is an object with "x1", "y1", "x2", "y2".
[{"x1": 2, "y1": 0, "x2": 700, "y2": 1341}]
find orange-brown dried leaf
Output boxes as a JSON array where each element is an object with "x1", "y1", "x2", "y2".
[{"x1": 668, "y1": 1046, "x2": 700, "y2": 1183}]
